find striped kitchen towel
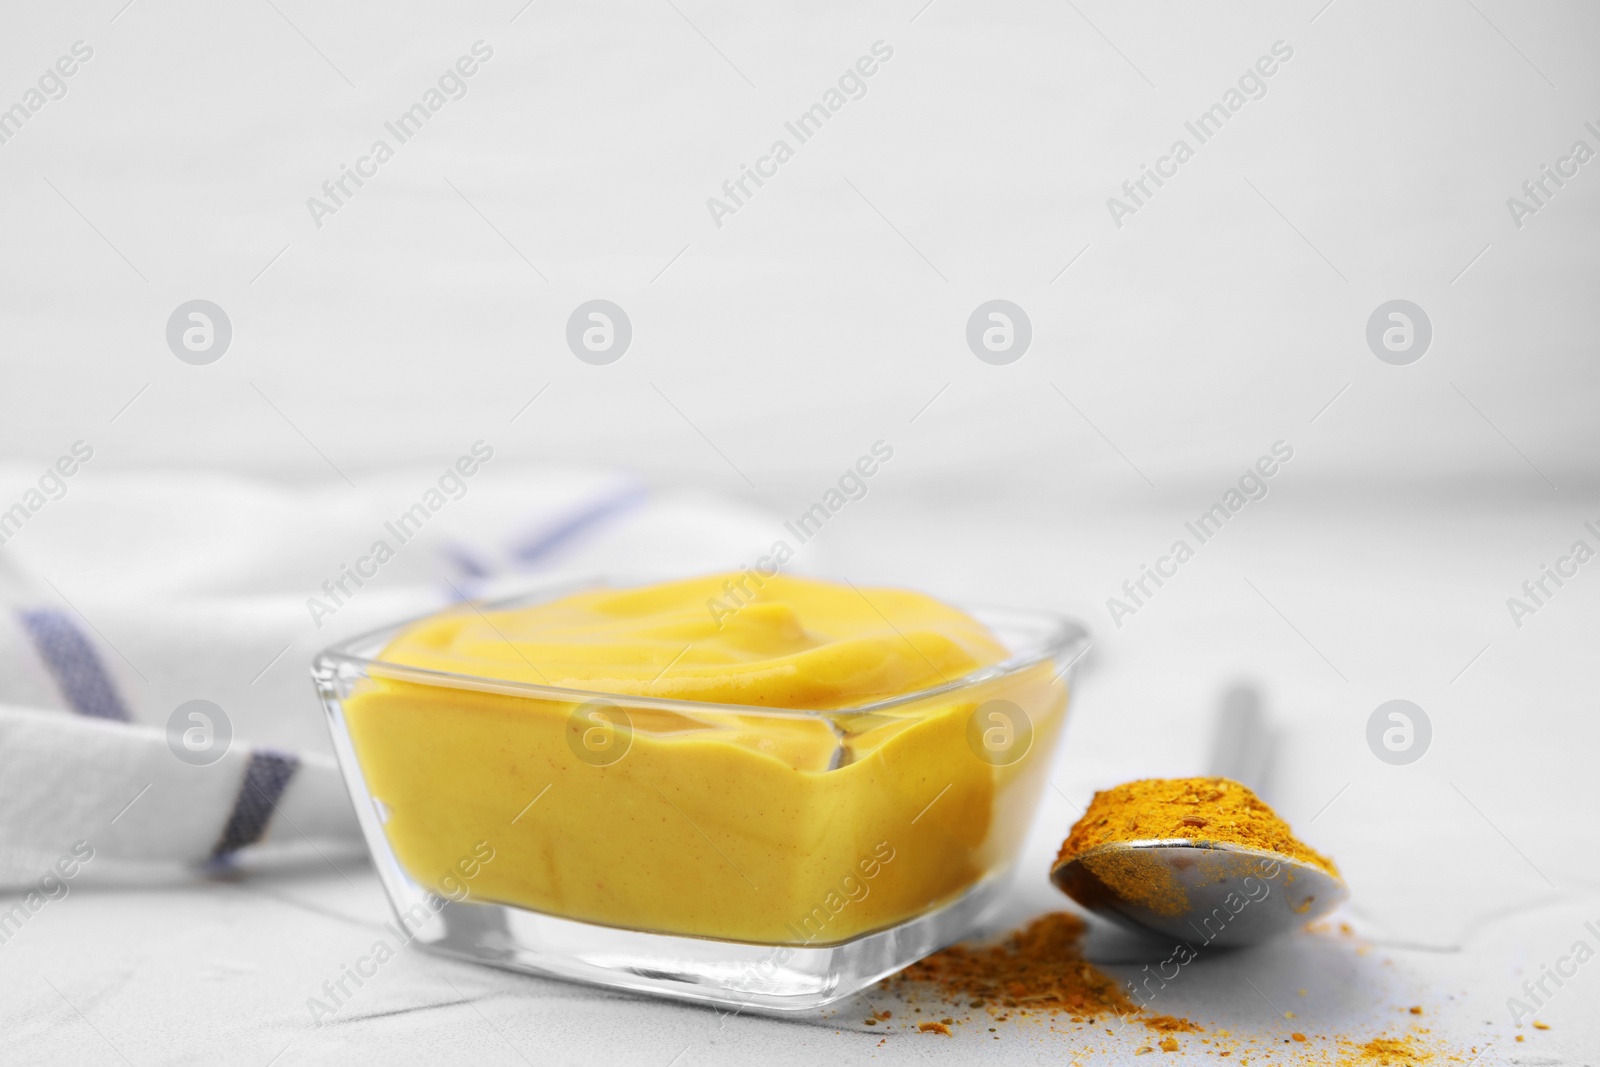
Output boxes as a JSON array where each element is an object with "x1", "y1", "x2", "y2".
[{"x1": 0, "y1": 462, "x2": 786, "y2": 888}]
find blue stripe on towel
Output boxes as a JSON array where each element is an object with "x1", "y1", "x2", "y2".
[
  {"x1": 212, "y1": 749, "x2": 301, "y2": 859},
  {"x1": 17, "y1": 608, "x2": 133, "y2": 722},
  {"x1": 509, "y1": 483, "x2": 647, "y2": 566}
]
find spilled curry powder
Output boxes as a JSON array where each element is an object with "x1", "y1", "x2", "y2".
[
  {"x1": 887, "y1": 911, "x2": 1202, "y2": 1039},
  {"x1": 869, "y1": 782, "x2": 1494, "y2": 1063},
  {"x1": 886, "y1": 780, "x2": 1331, "y2": 1044},
  {"x1": 879, "y1": 895, "x2": 1482, "y2": 1064},
  {"x1": 1053, "y1": 777, "x2": 1339, "y2": 916},
  {"x1": 1347, "y1": 1034, "x2": 1434, "y2": 1064},
  {"x1": 886, "y1": 923, "x2": 1468, "y2": 1063}
]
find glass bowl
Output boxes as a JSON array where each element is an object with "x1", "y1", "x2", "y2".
[{"x1": 312, "y1": 579, "x2": 1088, "y2": 1013}]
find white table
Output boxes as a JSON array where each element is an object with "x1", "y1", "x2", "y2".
[{"x1": 6, "y1": 496, "x2": 1594, "y2": 1065}]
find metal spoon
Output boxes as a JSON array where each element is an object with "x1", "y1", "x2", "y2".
[
  {"x1": 1050, "y1": 840, "x2": 1347, "y2": 947},
  {"x1": 1049, "y1": 681, "x2": 1346, "y2": 946}
]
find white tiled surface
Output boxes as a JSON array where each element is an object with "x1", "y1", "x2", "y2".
[{"x1": 4, "y1": 495, "x2": 1595, "y2": 1065}]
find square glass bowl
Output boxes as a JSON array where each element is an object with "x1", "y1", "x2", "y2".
[{"x1": 312, "y1": 582, "x2": 1088, "y2": 1013}]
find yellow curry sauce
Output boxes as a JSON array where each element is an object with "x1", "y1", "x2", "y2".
[{"x1": 343, "y1": 574, "x2": 1067, "y2": 944}]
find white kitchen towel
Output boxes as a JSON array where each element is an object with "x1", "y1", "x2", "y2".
[{"x1": 0, "y1": 460, "x2": 789, "y2": 888}]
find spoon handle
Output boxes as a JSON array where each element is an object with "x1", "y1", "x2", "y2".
[{"x1": 1206, "y1": 681, "x2": 1278, "y2": 802}]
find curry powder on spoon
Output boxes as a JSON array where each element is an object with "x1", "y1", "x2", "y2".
[
  {"x1": 1053, "y1": 777, "x2": 1339, "y2": 918},
  {"x1": 1057, "y1": 777, "x2": 1340, "y2": 875}
]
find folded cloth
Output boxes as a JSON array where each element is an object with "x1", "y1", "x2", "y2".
[{"x1": 0, "y1": 462, "x2": 788, "y2": 888}]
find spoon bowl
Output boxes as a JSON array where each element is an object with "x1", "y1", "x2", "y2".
[{"x1": 1050, "y1": 839, "x2": 1347, "y2": 947}]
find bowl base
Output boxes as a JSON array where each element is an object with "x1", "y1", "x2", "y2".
[{"x1": 408, "y1": 872, "x2": 1012, "y2": 1014}]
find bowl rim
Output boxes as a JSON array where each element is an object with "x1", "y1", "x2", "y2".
[{"x1": 311, "y1": 575, "x2": 1091, "y2": 719}]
